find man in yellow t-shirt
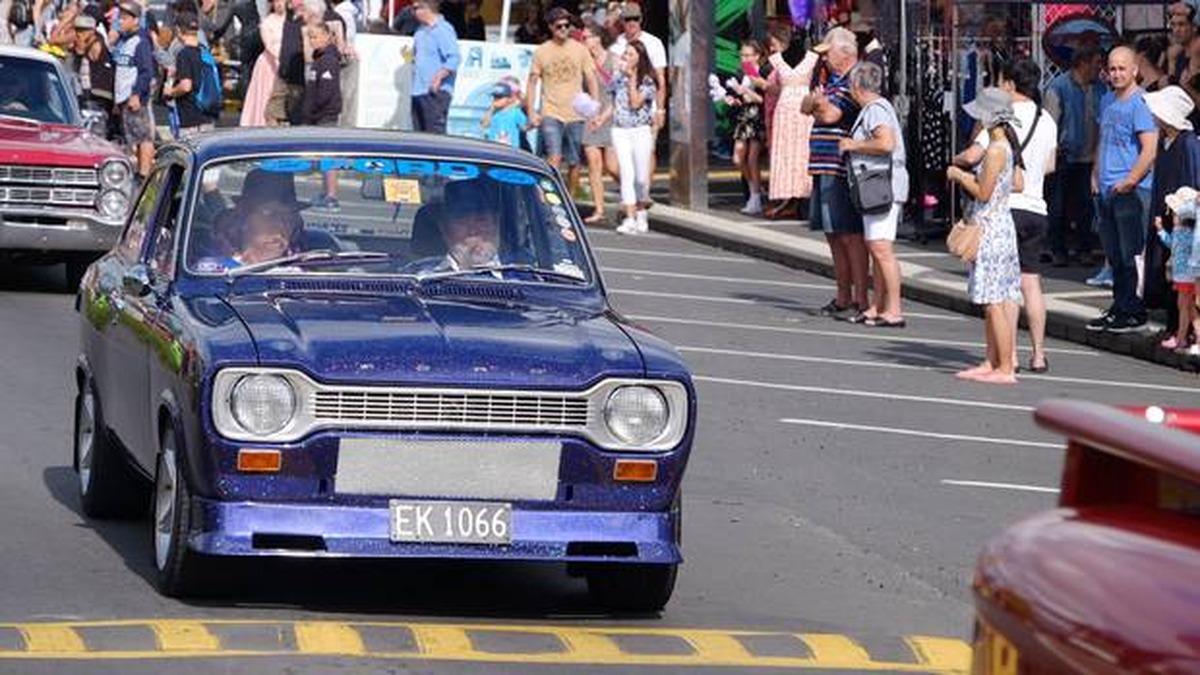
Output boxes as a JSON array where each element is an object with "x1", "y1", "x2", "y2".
[{"x1": 525, "y1": 7, "x2": 599, "y2": 195}]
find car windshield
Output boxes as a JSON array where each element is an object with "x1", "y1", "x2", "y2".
[
  {"x1": 0, "y1": 56, "x2": 74, "y2": 125},
  {"x1": 184, "y1": 155, "x2": 593, "y2": 284}
]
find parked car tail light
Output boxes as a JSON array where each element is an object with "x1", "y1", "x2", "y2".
[
  {"x1": 604, "y1": 386, "x2": 669, "y2": 446},
  {"x1": 230, "y1": 374, "x2": 296, "y2": 436},
  {"x1": 96, "y1": 190, "x2": 129, "y2": 220},
  {"x1": 99, "y1": 159, "x2": 131, "y2": 191}
]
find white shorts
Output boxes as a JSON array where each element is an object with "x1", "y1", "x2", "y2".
[{"x1": 863, "y1": 202, "x2": 901, "y2": 242}]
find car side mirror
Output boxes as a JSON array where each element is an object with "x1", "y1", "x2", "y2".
[
  {"x1": 80, "y1": 108, "x2": 107, "y2": 136},
  {"x1": 122, "y1": 264, "x2": 152, "y2": 297}
]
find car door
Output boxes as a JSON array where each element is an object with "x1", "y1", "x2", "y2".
[{"x1": 101, "y1": 166, "x2": 178, "y2": 472}]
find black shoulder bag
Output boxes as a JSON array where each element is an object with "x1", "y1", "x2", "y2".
[{"x1": 845, "y1": 100, "x2": 895, "y2": 215}]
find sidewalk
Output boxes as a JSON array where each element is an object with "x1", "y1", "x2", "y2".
[{"x1": 618, "y1": 183, "x2": 1199, "y2": 372}]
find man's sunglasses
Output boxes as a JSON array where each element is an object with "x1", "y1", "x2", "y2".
[
  {"x1": 623, "y1": 16, "x2": 640, "y2": 23},
  {"x1": 553, "y1": 21, "x2": 570, "y2": 29}
]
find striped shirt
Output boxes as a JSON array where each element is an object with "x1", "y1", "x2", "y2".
[{"x1": 808, "y1": 72, "x2": 859, "y2": 176}]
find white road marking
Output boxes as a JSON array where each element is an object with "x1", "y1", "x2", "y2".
[
  {"x1": 584, "y1": 229, "x2": 669, "y2": 240},
  {"x1": 592, "y1": 247, "x2": 757, "y2": 263},
  {"x1": 680, "y1": 346, "x2": 1200, "y2": 393},
  {"x1": 629, "y1": 314, "x2": 1099, "y2": 356},
  {"x1": 603, "y1": 267, "x2": 834, "y2": 289},
  {"x1": 679, "y1": 346, "x2": 930, "y2": 372},
  {"x1": 695, "y1": 375, "x2": 1034, "y2": 412},
  {"x1": 894, "y1": 252, "x2": 950, "y2": 259},
  {"x1": 779, "y1": 418, "x2": 1059, "y2": 449},
  {"x1": 940, "y1": 479, "x2": 1060, "y2": 494},
  {"x1": 611, "y1": 290, "x2": 967, "y2": 320}
]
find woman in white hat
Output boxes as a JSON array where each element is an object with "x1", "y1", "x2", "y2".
[
  {"x1": 1144, "y1": 85, "x2": 1200, "y2": 351},
  {"x1": 946, "y1": 87, "x2": 1026, "y2": 385}
]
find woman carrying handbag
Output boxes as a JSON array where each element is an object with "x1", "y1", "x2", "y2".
[
  {"x1": 946, "y1": 87, "x2": 1026, "y2": 385},
  {"x1": 839, "y1": 61, "x2": 908, "y2": 327}
]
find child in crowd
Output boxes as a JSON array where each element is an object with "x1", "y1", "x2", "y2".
[
  {"x1": 1158, "y1": 187, "x2": 1200, "y2": 355},
  {"x1": 302, "y1": 22, "x2": 342, "y2": 127},
  {"x1": 481, "y1": 80, "x2": 528, "y2": 150},
  {"x1": 725, "y1": 40, "x2": 768, "y2": 215}
]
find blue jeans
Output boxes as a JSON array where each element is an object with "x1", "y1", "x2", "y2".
[{"x1": 1096, "y1": 188, "x2": 1149, "y2": 318}]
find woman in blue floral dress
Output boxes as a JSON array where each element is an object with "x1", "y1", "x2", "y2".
[{"x1": 947, "y1": 88, "x2": 1025, "y2": 385}]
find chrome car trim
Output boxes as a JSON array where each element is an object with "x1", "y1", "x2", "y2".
[{"x1": 212, "y1": 368, "x2": 689, "y2": 451}]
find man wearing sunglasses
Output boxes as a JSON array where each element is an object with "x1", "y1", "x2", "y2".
[{"x1": 525, "y1": 7, "x2": 599, "y2": 196}]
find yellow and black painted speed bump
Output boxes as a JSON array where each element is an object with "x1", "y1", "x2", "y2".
[{"x1": 0, "y1": 619, "x2": 970, "y2": 672}]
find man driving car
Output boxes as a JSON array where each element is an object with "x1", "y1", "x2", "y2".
[{"x1": 438, "y1": 178, "x2": 503, "y2": 270}]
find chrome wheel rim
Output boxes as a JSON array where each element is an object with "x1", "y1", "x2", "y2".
[
  {"x1": 77, "y1": 389, "x2": 95, "y2": 495},
  {"x1": 153, "y1": 438, "x2": 177, "y2": 572}
]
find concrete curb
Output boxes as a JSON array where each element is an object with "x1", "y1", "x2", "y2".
[{"x1": 647, "y1": 204, "x2": 1200, "y2": 373}]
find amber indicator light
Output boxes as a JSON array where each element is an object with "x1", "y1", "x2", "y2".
[
  {"x1": 613, "y1": 459, "x2": 658, "y2": 482},
  {"x1": 237, "y1": 449, "x2": 282, "y2": 473}
]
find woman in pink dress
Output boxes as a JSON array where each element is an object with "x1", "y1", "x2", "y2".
[
  {"x1": 240, "y1": 0, "x2": 287, "y2": 127},
  {"x1": 765, "y1": 27, "x2": 816, "y2": 220}
]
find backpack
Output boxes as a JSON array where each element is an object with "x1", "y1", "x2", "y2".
[{"x1": 192, "y1": 45, "x2": 223, "y2": 117}]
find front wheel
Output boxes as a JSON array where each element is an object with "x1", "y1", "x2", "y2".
[
  {"x1": 152, "y1": 423, "x2": 209, "y2": 597},
  {"x1": 586, "y1": 564, "x2": 678, "y2": 613}
]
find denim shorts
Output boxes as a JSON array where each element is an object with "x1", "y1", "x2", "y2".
[
  {"x1": 539, "y1": 117, "x2": 585, "y2": 166},
  {"x1": 808, "y1": 173, "x2": 863, "y2": 235}
]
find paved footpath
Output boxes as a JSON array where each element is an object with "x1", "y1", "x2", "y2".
[{"x1": 620, "y1": 177, "x2": 1200, "y2": 373}]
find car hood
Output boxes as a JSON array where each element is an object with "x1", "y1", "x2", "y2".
[
  {"x1": 222, "y1": 291, "x2": 646, "y2": 388},
  {"x1": 0, "y1": 119, "x2": 122, "y2": 166}
]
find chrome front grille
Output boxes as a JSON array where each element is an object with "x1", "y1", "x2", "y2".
[
  {"x1": 312, "y1": 389, "x2": 592, "y2": 428},
  {"x1": 0, "y1": 165, "x2": 99, "y2": 208}
]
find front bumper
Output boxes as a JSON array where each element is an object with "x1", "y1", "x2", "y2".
[
  {"x1": 0, "y1": 207, "x2": 123, "y2": 254},
  {"x1": 188, "y1": 497, "x2": 682, "y2": 564}
]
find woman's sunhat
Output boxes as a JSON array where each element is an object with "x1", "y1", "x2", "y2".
[
  {"x1": 1144, "y1": 85, "x2": 1195, "y2": 131},
  {"x1": 962, "y1": 87, "x2": 1020, "y2": 129}
]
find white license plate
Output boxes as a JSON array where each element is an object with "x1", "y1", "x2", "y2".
[{"x1": 389, "y1": 500, "x2": 512, "y2": 545}]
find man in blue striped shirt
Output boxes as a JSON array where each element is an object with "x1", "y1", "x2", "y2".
[
  {"x1": 411, "y1": 0, "x2": 461, "y2": 134},
  {"x1": 802, "y1": 27, "x2": 868, "y2": 319}
]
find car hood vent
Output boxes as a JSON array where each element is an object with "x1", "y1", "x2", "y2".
[
  {"x1": 422, "y1": 282, "x2": 525, "y2": 301},
  {"x1": 269, "y1": 279, "x2": 414, "y2": 295}
]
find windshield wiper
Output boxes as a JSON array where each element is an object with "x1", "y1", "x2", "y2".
[
  {"x1": 225, "y1": 249, "x2": 391, "y2": 278},
  {"x1": 419, "y1": 264, "x2": 588, "y2": 285},
  {"x1": 0, "y1": 113, "x2": 41, "y2": 126}
]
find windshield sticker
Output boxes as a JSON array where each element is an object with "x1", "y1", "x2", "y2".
[
  {"x1": 258, "y1": 158, "x2": 482, "y2": 179},
  {"x1": 539, "y1": 179, "x2": 555, "y2": 191},
  {"x1": 554, "y1": 260, "x2": 583, "y2": 277},
  {"x1": 384, "y1": 178, "x2": 422, "y2": 205},
  {"x1": 487, "y1": 167, "x2": 537, "y2": 185},
  {"x1": 554, "y1": 214, "x2": 572, "y2": 229},
  {"x1": 560, "y1": 228, "x2": 577, "y2": 243},
  {"x1": 543, "y1": 192, "x2": 562, "y2": 206}
]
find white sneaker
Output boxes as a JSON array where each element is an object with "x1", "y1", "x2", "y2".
[
  {"x1": 616, "y1": 218, "x2": 638, "y2": 234},
  {"x1": 635, "y1": 210, "x2": 649, "y2": 233},
  {"x1": 740, "y1": 193, "x2": 763, "y2": 215}
]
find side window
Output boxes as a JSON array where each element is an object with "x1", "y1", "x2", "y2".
[
  {"x1": 149, "y1": 167, "x2": 187, "y2": 279},
  {"x1": 117, "y1": 169, "x2": 166, "y2": 264}
]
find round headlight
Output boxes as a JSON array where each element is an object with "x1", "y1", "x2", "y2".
[
  {"x1": 99, "y1": 160, "x2": 131, "y2": 190},
  {"x1": 230, "y1": 374, "x2": 296, "y2": 436},
  {"x1": 97, "y1": 189, "x2": 129, "y2": 220},
  {"x1": 603, "y1": 386, "x2": 669, "y2": 445}
]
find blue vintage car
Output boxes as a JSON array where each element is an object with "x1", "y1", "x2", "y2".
[{"x1": 73, "y1": 129, "x2": 695, "y2": 611}]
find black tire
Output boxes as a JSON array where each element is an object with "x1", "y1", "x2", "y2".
[
  {"x1": 152, "y1": 422, "x2": 209, "y2": 597},
  {"x1": 586, "y1": 563, "x2": 678, "y2": 613},
  {"x1": 75, "y1": 376, "x2": 146, "y2": 519}
]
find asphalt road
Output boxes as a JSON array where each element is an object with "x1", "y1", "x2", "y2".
[{"x1": 0, "y1": 227, "x2": 1197, "y2": 674}]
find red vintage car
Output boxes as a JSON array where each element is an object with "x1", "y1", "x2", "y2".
[
  {"x1": 972, "y1": 400, "x2": 1200, "y2": 674},
  {"x1": 0, "y1": 45, "x2": 134, "y2": 289}
]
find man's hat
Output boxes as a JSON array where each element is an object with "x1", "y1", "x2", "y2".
[
  {"x1": 490, "y1": 82, "x2": 515, "y2": 98},
  {"x1": 237, "y1": 169, "x2": 307, "y2": 211},
  {"x1": 175, "y1": 13, "x2": 199, "y2": 32},
  {"x1": 619, "y1": 2, "x2": 641, "y2": 19},
  {"x1": 442, "y1": 178, "x2": 499, "y2": 218},
  {"x1": 118, "y1": 1, "x2": 143, "y2": 18},
  {"x1": 73, "y1": 14, "x2": 97, "y2": 30}
]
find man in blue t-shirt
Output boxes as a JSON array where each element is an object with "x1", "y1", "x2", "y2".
[
  {"x1": 1088, "y1": 45, "x2": 1159, "y2": 333},
  {"x1": 410, "y1": 0, "x2": 460, "y2": 134}
]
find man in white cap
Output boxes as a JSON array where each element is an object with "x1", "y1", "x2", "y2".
[{"x1": 1143, "y1": 85, "x2": 1200, "y2": 344}]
